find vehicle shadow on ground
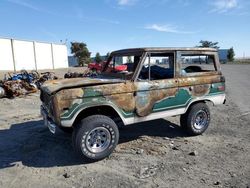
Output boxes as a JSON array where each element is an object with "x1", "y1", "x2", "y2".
[
  {"x1": 0, "y1": 118, "x2": 186, "y2": 169},
  {"x1": 0, "y1": 120, "x2": 83, "y2": 169},
  {"x1": 119, "y1": 118, "x2": 186, "y2": 144}
]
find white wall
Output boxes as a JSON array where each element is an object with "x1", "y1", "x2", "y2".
[
  {"x1": 35, "y1": 42, "x2": 53, "y2": 70},
  {"x1": 13, "y1": 40, "x2": 36, "y2": 71},
  {"x1": 52, "y1": 44, "x2": 68, "y2": 69},
  {"x1": 0, "y1": 38, "x2": 14, "y2": 71},
  {"x1": 0, "y1": 38, "x2": 68, "y2": 71}
]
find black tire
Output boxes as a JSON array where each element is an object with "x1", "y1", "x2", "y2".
[
  {"x1": 181, "y1": 103, "x2": 210, "y2": 136},
  {"x1": 73, "y1": 115, "x2": 119, "y2": 162},
  {"x1": 180, "y1": 113, "x2": 187, "y2": 129}
]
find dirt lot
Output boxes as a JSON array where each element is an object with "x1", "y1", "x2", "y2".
[{"x1": 0, "y1": 65, "x2": 249, "y2": 188}]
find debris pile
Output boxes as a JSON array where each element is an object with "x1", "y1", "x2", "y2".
[
  {"x1": 2, "y1": 80, "x2": 37, "y2": 97},
  {"x1": 64, "y1": 72, "x2": 85, "y2": 78},
  {"x1": 0, "y1": 83, "x2": 5, "y2": 98},
  {"x1": 0, "y1": 70, "x2": 58, "y2": 98},
  {"x1": 64, "y1": 69, "x2": 98, "y2": 79},
  {"x1": 35, "y1": 72, "x2": 58, "y2": 89}
]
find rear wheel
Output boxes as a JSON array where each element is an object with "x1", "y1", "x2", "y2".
[
  {"x1": 73, "y1": 115, "x2": 119, "y2": 162},
  {"x1": 180, "y1": 103, "x2": 210, "y2": 136}
]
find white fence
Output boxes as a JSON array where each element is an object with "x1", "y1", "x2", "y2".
[{"x1": 0, "y1": 38, "x2": 68, "y2": 71}]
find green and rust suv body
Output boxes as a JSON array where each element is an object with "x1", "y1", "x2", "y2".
[{"x1": 40, "y1": 47, "x2": 226, "y2": 161}]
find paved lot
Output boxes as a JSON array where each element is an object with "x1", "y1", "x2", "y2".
[{"x1": 221, "y1": 64, "x2": 250, "y2": 114}]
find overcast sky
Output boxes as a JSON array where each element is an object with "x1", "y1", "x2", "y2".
[{"x1": 0, "y1": 0, "x2": 249, "y2": 57}]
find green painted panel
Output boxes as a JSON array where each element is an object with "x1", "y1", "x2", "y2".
[
  {"x1": 60, "y1": 96, "x2": 134, "y2": 121},
  {"x1": 153, "y1": 89, "x2": 191, "y2": 112}
]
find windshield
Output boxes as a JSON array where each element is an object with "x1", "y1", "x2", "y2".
[{"x1": 102, "y1": 53, "x2": 143, "y2": 80}]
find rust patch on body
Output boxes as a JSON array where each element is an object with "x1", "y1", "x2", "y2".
[
  {"x1": 93, "y1": 82, "x2": 136, "y2": 112},
  {"x1": 107, "y1": 93, "x2": 135, "y2": 112},
  {"x1": 42, "y1": 77, "x2": 123, "y2": 94},
  {"x1": 54, "y1": 88, "x2": 84, "y2": 116},
  {"x1": 178, "y1": 74, "x2": 221, "y2": 87},
  {"x1": 94, "y1": 82, "x2": 135, "y2": 95},
  {"x1": 189, "y1": 84, "x2": 210, "y2": 97},
  {"x1": 57, "y1": 88, "x2": 84, "y2": 100},
  {"x1": 178, "y1": 74, "x2": 222, "y2": 97},
  {"x1": 136, "y1": 88, "x2": 178, "y2": 117}
]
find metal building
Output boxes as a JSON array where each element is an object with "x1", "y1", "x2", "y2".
[{"x1": 218, "y1": 49, "x2": 229, "y2": 63}]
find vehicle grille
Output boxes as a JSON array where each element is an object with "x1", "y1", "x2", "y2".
[
  {"x1": 40, "y1": 90, "x2": 53, "y2": 114},
  {"x1": 40, "y1": 89, "x2": 50, "y2": 103}
]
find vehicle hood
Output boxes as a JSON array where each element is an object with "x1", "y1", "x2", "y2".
[{"x1": 41, "y1": 77, "x2": 124, "y2": 95}]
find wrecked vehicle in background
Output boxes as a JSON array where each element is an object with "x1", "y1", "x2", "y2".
[
  {"x1": 40, "y1": 47, "x2": 226, "y2": 162},
  {"x1": 88, "y1": 61, "x2": 127, "y2": 72}
]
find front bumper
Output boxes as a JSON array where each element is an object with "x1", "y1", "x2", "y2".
[{"x1": 41, "y1": 105, "x2": 57, "y2": 134}]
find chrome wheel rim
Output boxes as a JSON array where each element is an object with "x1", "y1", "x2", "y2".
[
  {"x1": 85, "y1": 126, "x2": 111, "y2": 153},
  {"x1": 193, "y1": 110, "x2": 208, "y2": 130}
]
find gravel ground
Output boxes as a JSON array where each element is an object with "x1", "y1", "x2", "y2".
[{"x1": 0, "y1": 65, "x2": 249, "y2": 188}]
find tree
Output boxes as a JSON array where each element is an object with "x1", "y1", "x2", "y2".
[
  {"x1": 227, "y1": 47, "x2": 235, "y2": 62},
  {"x1": 70, "y1": 42, "x2": 91, "y2": 66},
  {"x1": 95, "y1": 52, "x2": 102, "y2": 63},
  {"x1": 198, "y1": 40, "x2": 220, "y2": 49},
  {"x1": 105, "y1": 52, "x2": 110, "y2": 61}
]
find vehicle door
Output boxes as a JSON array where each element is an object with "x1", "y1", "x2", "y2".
[{"x1": 134, "y1": 52, "x2": 180, "y2": 117}]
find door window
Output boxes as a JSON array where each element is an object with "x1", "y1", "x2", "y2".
[
  {"x1": 180, "y1": 54, "x2": 217, "y2": 76},
  {"x1": 103, "y1": 53, "x2": 143, "y2": 80},
  {"x1": 138, "y1": 53, "x2": 175, "y2": 81}
]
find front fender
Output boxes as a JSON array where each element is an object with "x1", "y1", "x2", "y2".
[{"x1": 60, "y1": 101, "x2": 128, "y2": 127}]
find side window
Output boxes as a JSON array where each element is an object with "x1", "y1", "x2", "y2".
[
  {"x1": 180, "y1": 54, "x2": 217, "y2": 76},
  {"x1": 108, "y1": 55, "x2": 141, "y2": 73},
  {"x1": 138, "y1": 53, "x2": 175, "y2": 81}
]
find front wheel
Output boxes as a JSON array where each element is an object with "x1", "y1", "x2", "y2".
[
  {"x1": 180, "y1": 103, "x2": 210, "y2": 136},
  {"x1": 73, "y1": 115, "x2": 119, "y2": 162}
]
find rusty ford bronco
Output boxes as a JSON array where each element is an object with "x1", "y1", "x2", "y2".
[{"x1": 40, "y1": 48, "x2": 226, "y2": 161}]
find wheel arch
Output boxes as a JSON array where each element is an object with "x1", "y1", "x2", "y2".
[
  {"x1": 61, "y1": 104, "x2": 126, "y2": 128},
  {"x1": 184, "y1": 99, "x2": 214, "y2": 114}
]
